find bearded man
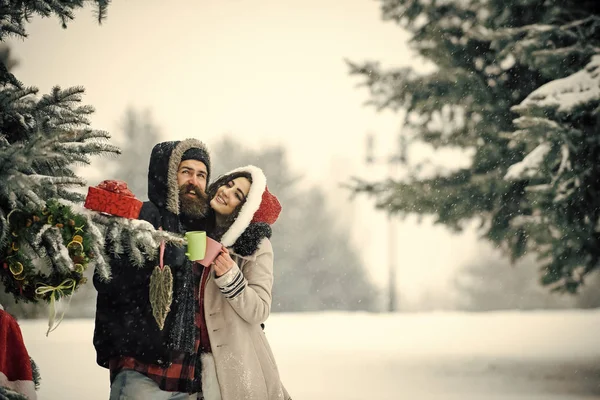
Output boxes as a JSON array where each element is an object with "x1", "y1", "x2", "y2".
[{"x1": 93, "y1": 139, "x2": 215, "y2": 400}]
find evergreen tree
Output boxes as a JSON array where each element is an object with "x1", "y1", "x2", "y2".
[
  {"x1": 109, "y1": 107, "x2": 162, "y2": 200},
  {"x1": 572, "y1": 271, "x2": 600, "y2": 309},
  {"x1": 453, "y1": 253, "x2": 575, "y2": 311},
  {"x1": 348, "y1": 0, "x2": 599, "y2": 293},
  {"x1": 211, "y1": 136, "x2": 378, "y2": 311},
  {"x1": 0, "y1": 2, "x2": 181, "y2": 311}
]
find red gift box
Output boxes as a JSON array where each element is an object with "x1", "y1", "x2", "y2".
[{"x1": 84, "y1": 180, "x2": 143, "y2": 219}]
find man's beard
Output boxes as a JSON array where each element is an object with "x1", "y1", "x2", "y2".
[{"x1": 179, "y1": 183, "x2": 210, "y2": 219}]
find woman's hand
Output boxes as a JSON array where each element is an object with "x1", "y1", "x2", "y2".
[{"x1": 213, "y1": 247, "x2": 235, "y2": 277}]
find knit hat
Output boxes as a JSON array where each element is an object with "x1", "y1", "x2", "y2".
[
  {"x1": 217, "y1": 165, "x2": 281, "y2": 247},
  {"x1": 181, "y1": 147, "x2": 211, "y2": 173},
  {"x1": 0, "y1": 309, "x2": 37, "y2": 400},
  {"x1": 174, "y1": 141, "x2": 211, "y2": 191}
]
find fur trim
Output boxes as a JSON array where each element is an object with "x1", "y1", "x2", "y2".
[
  {"x1": 165, "y1": 139, "x2": 211, "y2": 215},
  {"x1": 29, "y1": 359, "x2": 40, "y2": 390},
  {"x1": 220, "y1": 165, "x2": 267, "y2": 247},
  {"x1": 0, "y1": 372, "x2": 36, "y2": 400},
  {"x1": 201, "y1": 353, "x2": 222, "y2": 400},
  {"x1": 231, "y1": 223, "x2": 272, "y2": 257}
]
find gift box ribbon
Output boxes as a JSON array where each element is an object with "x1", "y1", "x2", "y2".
[{"x1": 97, "y1": 180, "x2": 135, "y2": 197}]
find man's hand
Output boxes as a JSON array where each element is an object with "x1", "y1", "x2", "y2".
[{"x1": 213, "y1": 247, "x2": 235, "y2": 277}]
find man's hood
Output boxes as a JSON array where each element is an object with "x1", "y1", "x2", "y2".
[{"x1": 147, "y1": 139, "x2": 210, "y2": 215}]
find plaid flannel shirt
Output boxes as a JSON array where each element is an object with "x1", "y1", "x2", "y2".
[{"x1": 109, "y1": 264, "x2": 210, "y2": 394}]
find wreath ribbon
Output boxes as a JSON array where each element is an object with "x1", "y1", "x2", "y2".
[{"x1": 35, "y1": 278, "x2": 76, "y2": 336}]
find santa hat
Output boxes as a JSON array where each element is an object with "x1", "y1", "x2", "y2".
[
  {"x1": 218, "y1": 165, "x2": 282, "y2": 247},
  {"x1": 0, "y1": 308, "x2": 37, "y2": 400}
]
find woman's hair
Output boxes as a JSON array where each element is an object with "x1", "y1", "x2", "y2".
[{"x1": 206, "y1": 171, "x2": 253, "y2": 241}]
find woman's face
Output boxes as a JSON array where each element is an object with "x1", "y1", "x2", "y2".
[{"x1": 210, "y1": 177, "x2": 251, "y2": 216}]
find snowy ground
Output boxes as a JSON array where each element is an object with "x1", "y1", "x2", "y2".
[{"x1": 18, "y1": 310, "x2": 600, "y2": 400}]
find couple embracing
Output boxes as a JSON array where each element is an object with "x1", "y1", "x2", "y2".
[{"x1": 94, "y1": 138, "x2": 291, "y2": 400}]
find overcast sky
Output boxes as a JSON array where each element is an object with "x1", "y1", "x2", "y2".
[{"x1": 7, "y1": 0, "x2": 487, "y2": 307}]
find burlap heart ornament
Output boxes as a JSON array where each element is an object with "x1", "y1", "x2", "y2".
[{"x1": 149, "y1": 238, "x2": 173, "y2": 330}]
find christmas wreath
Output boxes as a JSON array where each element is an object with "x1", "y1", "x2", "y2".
[{"x1": 0, "y1": 199, "x2": 92, "y2": 305}]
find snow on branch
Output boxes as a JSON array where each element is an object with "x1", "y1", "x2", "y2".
[
  {"x1": 56, "y1": 199, "x2": 186, "y2": 279},
  {"x1": 504, "y1": 142, "x2": 551, "y2": 181},
  {"x1": 513, "y1": 55, "x2": 600, "y2": 115}
]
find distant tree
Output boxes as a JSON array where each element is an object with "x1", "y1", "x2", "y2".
[
  {"x1": 573, "y1": 272, "x2": 600, "y2": 309},
  {"x1": 211, "y1": 136, "x2": 378, "y2": 312},
  {"x1": 109, "y1": 107, "x2": 162, "y2": 200},
  {"x1": 347, "y1": 0, "x2": 600, "y2": 294},
  {"x1": 404, "y1": 289, "x2": 456, "y2": 312},
  {"x1": 454, "y1": 252, "x2": 575, "y2": 311}
]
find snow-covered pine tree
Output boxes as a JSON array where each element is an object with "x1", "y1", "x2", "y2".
[
  {"x1": 495, "y1": 16, "x2": 600, "y2": 292},
  {"x1": 0, "y1": 2, "x2": 183, "y2": 306},
  {"x1": 348, "y1": 0, "x2": 599, "y2": 292}
]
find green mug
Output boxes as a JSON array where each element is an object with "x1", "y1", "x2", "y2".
[{"x1": 185, "y1": 231, "x2": 207, "y2": 261}]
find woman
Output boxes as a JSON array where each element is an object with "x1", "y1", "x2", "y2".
[{"x1": 199, "y1": 165, "x2": 291, "y2": 400}]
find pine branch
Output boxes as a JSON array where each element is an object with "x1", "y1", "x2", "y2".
[
  {"x1": 0, "y1": 386, "x2": 29, "y2": 400},
  {"x1": 0, "y1": 209, "x2": 8, "y2": 251},
  {"x1": 41, "y1": 226, "x2": 73, "y2": 274},
  {"x1": 83, "y1": 205, "x2": 185, "y2": 266},
  {"x1": 0, "y1": 61, "x2": 21, "y2": 87},
  {"x1": 94, "y1": 0, "x2": 111, "y2": 24},
  {"x1": 0, "y1": 0, "x2": 112, "y2": 41},
  {"x1": 0, "y1": 82, "x2": 120, "y2": 210}
]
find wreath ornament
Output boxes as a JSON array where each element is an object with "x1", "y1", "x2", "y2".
[{"x1": 0, "y1": 199, "x2": 93, "y2": 334}]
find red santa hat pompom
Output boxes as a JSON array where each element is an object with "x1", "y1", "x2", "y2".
[{"x1": 250, "y1": 186, "x2": 282, "y2": 226}]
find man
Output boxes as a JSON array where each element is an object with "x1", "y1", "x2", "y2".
[{"x1": 94, "y1": 138, "x2": 214, "y2": 400}]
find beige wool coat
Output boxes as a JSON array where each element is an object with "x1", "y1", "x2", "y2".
[{"x1": 200, "y1": 238, "x2": 291, "y2": 400}]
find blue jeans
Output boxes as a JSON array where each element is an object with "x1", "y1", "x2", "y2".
[{"x1": 109, "y1": 370, "x2": 200, "y2": 400}]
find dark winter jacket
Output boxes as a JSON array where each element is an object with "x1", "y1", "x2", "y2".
[{"x1": 93, "y1": 139, "x2": 212, "y2": 368}]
